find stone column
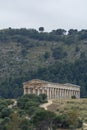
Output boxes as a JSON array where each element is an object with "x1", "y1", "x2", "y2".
[
  {"x1": 59, "y1": 88, "x2": 60, "y2": 98},
  {"x1": 28, "y1": 88, "x2": 30, "y2": 94},
  {"x1": 68, "y1": 89, "x2": 70, "y2": 98},
  {"x1": 69, "y1": 90, "x2": 71, "y2": 98},
  {"x1": 64, "y1": 89, "x2": 66, "y2": 98},
  {"x1": 53, "y1": 88, "x2": 54, "y2": 99},
  {"x1": 42, "y1": 88, "x2": 44, "y2": 94},
  {"x1": 50, "y1": 88, "x2": 52, "y2": 99},
  {"x1": 32, "y1": 88, "x2": 35, "y2": 94},
  {"x1": 48, "y1": 88, "x2": 50, "y2": 99},
  {"x1": 76, "y1": 91, "x2": 80, "y2": 98},
  {"x1": 67, "y1": 89, "x2": 69, "y2": 98},
  {"x1": 54, "y1": 88, "x2": 56, "y2": 99},
  {"x1": 70, "y1": 90, "x2": 72, "y2": 98},
  {"x1": 72, "y1": 90, "x2": 74, "y2": 96},
  {"x1": 71, "y1": 90, "x2": 73, "y2": 97},
  {"x1": 78, "y1": 91, "x2": 80, "y2": 98},
  {"x1": 73, "y1": 90, "x2": 75, "y2": 96},
  {"x1": 68, "y1": 90, "x2": 70, "y2": 98},
  {"x1": 37, "y1": 89, "x2": 40, "y2": 95},
  {"x1": 63, "y1": 89, "x2": 65, "y2": 98},
  {"x1": 47, "y1": 88, "x2": 50, "y2": 99},
  {"x1": 61, "y1": 89, "x2": 63, "y2": 98},
  {"x1": 35, "y1": 89, "x2": 37, "y2": 95},
  {"x1": 56, "y1": 89, "x2": 58, "y2": 98},
  {"x1": 75, "y1": 91, "x2": 77, "y2": 98},
  {"x1": 65, "y1": 89, "x2": 67, "y2": 98},
  {"x1": 51, "y1": 88, "x2": 54, "y2": 99},
  {"x1": 24, "y1": 87, "x2": 27, "y2": 95},
  {"x1": 76, "y1": 91, "x2": 78, "y2": 98},
  {"x1": 40, "y1": 88, "x2": 42, "y2": 94},
  {"x1": 66, "y1": 89, "x2": 68, "y2": 98},
  {"x1": 44, "y1": 88, "x2": 47, "y2": 95},
  {"x1": 60, "y1": 89, "x2": 62, "y2": 98},
  {"x1": 71, "y1": 90, "x2": 73, "y2": 98},
  {"x1": 49, "y1": 88, "x2": 52, "y2": 99},
  {"x1": 59, "y1": 89, "x2": 60, "y2": 98},
  {"x1": 57, "y1": 88, "x2": 59, "y2": 98}
]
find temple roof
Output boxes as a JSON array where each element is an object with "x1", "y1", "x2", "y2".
[{"x1": 23, "y1": 79, "x2": 80, "y2": 88}]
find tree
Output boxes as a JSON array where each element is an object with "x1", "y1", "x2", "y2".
[
  {"x1": 44, "y1": 52, "x2": 50, "y2": 59},
  {"x1": 20, "y1": 119, "x2": 34, "y2": 130},
  {"x1": 32, "y1": 109, "x2": 56, "y2": 130},
  {"x1": 52, "y1": 47, "x2": 67, "y2": 59},
  {"x1": 39, "y1": 27, "x2": 44, "y2": 32},
  {"x1": 53, "y1": 114, "x2": 69, "y2": 129},
  {"x1": 51, "y1": 29, "x2": 66, "y2": 35},
  {"x1": 68, "y1": 29, "x2": 78, "y2": 35},
  {"x1": 38, "y1": 93, "x2": 47, "y2": 103},
  {"x1": 17, "y1": 94, "x2": 48, "y2": 116},
  {"x1": 79, "y1": 29, "x2": 87, "y2": 40},
  {"x1": 71, "y1": 95, "x2": 76, "y2": 99},
  {"x1": 17, "y1": 94, "x2": 40, "y2": 109},
  {"x1": 67, "y1": 109, "x2": 80, "y2": 128},
  {"x1": 1, "y1": 108, "x2": 12, "y2": 118},
  {"x1": 6, "y1": 113, "x2": 21, "y2": 130}
]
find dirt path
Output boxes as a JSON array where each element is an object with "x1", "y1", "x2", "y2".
[
  {"x1": 8, "y1": 99, "x2": 17, "y2": 108},
  {"x1": 40, "y1": 100, "x2": 53, "y2": 110},
  {"x1": 83, "y1": 122, "x2": 87, "y2": 130}
]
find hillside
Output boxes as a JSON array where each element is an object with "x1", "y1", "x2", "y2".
[
  {"x1": 0, "y1": 95, "x2": 86, "y2": 130},
  {"x1": 0, "y1": 28, "x2": 87, "y2": 98},
  {"x1": 47, "y1": 98, "x2": 87, "y2": 122}
]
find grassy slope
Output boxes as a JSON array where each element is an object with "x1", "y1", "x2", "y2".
[{"x1": 47, "y1": 98, "x2": 87, "y2": 122}]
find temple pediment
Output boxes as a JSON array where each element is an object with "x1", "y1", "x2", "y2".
[
  {"x1": 29, "y1": 79, "x2": 45, "y2": 84},
  {"x1": 23, "y1": 79, "x2": 47, "y2": 85}
]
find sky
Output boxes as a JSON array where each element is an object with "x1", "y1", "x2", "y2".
[{"x1": 0, "y1": 0, "x2": 87, "y2": 31}]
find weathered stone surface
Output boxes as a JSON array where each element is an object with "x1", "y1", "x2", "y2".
[{"x1": 23, "y1": 79, "x2": 80, "y2": 99}]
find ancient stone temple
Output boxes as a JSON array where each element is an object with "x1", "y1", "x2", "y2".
[{"x1": 23, "y1": 79, "x2": 80, "y2": 99}]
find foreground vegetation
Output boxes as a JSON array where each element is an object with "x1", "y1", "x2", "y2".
[
  {"x1": 0, "y1": 28, "x2": 87, "y2": 98},
  {"x1": 0, "y1": 94, "x2": 84, "y2": 130},
  {"x1": 48, "y1": 98, "x2": 87, "y2": 122}
]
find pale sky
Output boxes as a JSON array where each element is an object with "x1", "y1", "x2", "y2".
[{"x1": 0, "y1": 0, "x2": 87, "y2": 31}]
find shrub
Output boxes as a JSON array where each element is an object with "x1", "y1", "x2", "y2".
[
  {"x1": 52, "y1": 47, "x2": 67, "y2": 59},
  {"x1": 71, "y1": 95, "x2": 76, "y2": 99}
]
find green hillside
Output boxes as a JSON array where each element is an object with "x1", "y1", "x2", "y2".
[
  {"x1": 0, "y1": 28, "x2": 87, "y2": 98},
  {"x1": 48, "y1": 98, "x2": 87, "y2": 122}
]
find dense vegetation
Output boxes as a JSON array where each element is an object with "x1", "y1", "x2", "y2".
[
  {"x1": 0, "y1": 28, "x2": 87, "y2": 98},
  {"x1": 0, "y1": 94, "x2": 83, "y2": 130}
]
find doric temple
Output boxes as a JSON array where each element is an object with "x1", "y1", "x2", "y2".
[{"x1": 23, "y1": 79, "x2": 80, "y2": 99}]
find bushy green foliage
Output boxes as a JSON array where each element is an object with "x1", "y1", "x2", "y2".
[
  {"x1": 38, "y1": 94, "x2": 47, "y2": 103},
  {"x1": 71, "y1": 95, "x2": 76, "y2": 99},
  {"x1": 1, "y1": 108, "x2": 12, "y2": 118},
  {"x1": 0, "y1": 97, "x2": 83, "y2": 130},
  {"x1": 0, "y1": 28, "x2": 87, "y2": 98},
  {"x1": 53, "y1": 114, "x2": 69, "y2": 129},
  {"x1": 0, "y1": 99, "x2": 13, "y2": 111},
  {"x1": 52, "y1": 47, "x2": 67, "y2": 59},
  {"x1": 43, "y1": 52, "x2": 50, "y2": 59},
  {"x1": 17, "y1": 94, "x2": 47, "y2": 116},
  {"x1": 31, "y1": 109, "x2": 56, "y2": 130}
]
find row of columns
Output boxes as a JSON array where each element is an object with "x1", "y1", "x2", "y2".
[{"x1": 24, "y1": 87, "x2": 80, "y2": 99}]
